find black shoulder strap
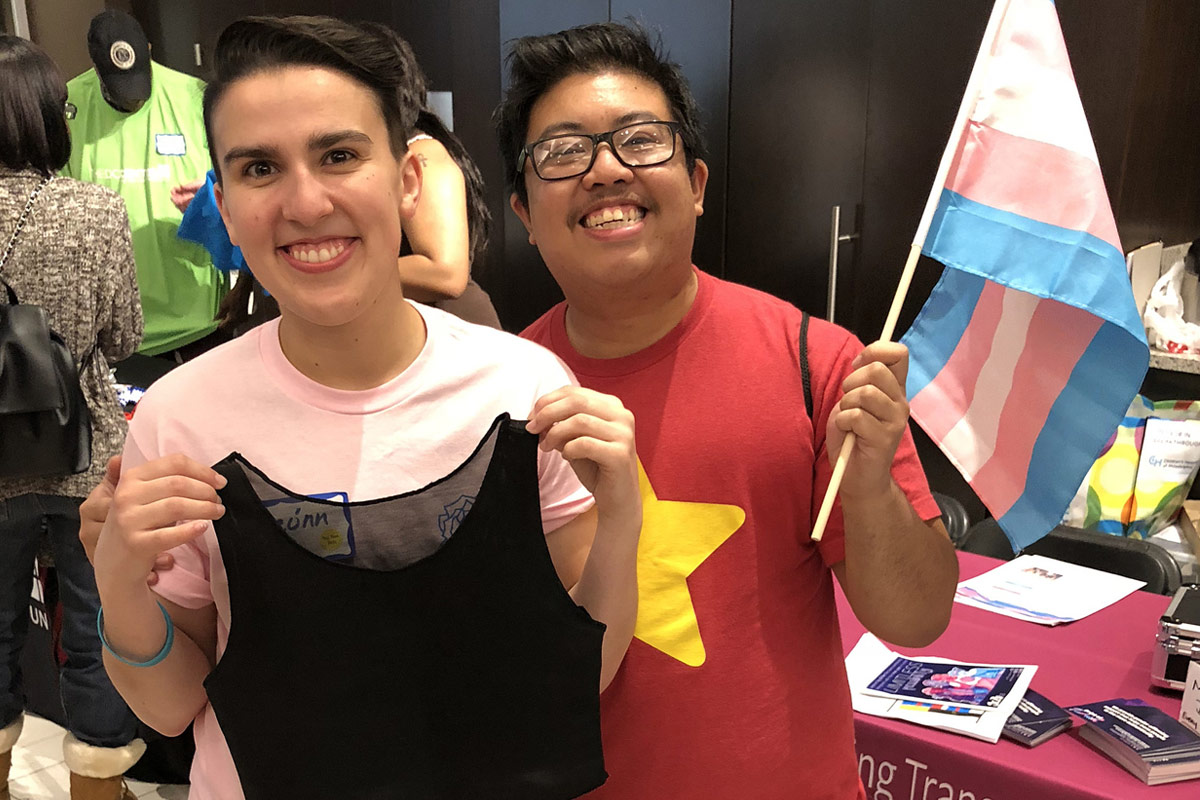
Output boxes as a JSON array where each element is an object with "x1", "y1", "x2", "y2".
[
  {"x1": 799, "y1": 312, "x2": 813, "y2": 421},
  {"x1": 76, "y1": 341, "x2": 98, "y2": 375}
]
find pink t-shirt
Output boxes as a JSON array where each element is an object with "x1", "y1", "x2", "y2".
[{"x1": 128, "y1": 303, "x2": 594, "y2": 800}]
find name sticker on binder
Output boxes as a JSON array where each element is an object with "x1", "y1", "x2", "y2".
[{"x1": 263, "y1": 492, "x2": 355, "y2": 559}]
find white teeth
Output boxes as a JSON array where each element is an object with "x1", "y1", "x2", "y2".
[
  {"x1": 584, "y1": 207, "x2": 644, "y2": 229},
  {"x1": 289, "y1": 242, "x2": 346, "y2": 263}
]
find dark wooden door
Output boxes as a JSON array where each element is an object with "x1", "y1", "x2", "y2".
[
  {"x1": 724, "y1": 0, "x2": 871, "y2": 322},
  {"x1": 849, "y1": 1, "x2": 990, "y2": 342}
]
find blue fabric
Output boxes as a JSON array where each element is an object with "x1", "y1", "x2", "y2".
[
  {"x1": 922, "y1": 191, "x2": 1143, "y2": 337},
  {"x1": 901, "y1": 190, "x2": 1148, "y2": 552},
  {"x1": 0, "y1": 494, "x2": 139, "y2": 746},
  {"x1": 176, "y1": 170, "x2": 245, "y2": 274},
  {"x1": 995, "y1": 322, "x2": 1148, "y2": 550},
  {"x1": 904, "y1": 269, "x2": 986, "y2": 399}
]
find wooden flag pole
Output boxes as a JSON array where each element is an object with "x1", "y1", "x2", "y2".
[
  {"x1": 810, "y1": 243, "x2": 923, "y2": 541},
  {"x1": 810, "y1": 0, "x2": 1012, "y2": 542}
]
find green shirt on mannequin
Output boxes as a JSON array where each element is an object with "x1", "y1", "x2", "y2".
[{"x1": 66, "y1": 61, "x2": 227, "y2": 356}]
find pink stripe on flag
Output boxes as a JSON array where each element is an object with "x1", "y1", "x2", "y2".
[
  {"x1": 968, "y1": 299, "x2": 1103, "y2": 517},
  {"x1": 946, "y1": 122, "x2": 1120, "y2": 251},
  {"x1": 910, "y1": 280, "x2": 1007, "y2": 442}
]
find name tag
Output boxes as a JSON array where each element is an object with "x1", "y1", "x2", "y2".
[
  {"x1": 155, "y1": 133, "x2": 187, "y2": 156},
  {"x1": 263, "y1": 492, "x2": 355, "y2": 559},
  {"x1": 1183, "y1": 659, "x2": 1200, "y2": 736}
]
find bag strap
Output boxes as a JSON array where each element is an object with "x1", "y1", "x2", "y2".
[
  {"x1": 799, "y1": 311, "x2": 813, "y2": 421},
  {"x1": 75, "y1": 341, "x2": 99, "y2": 375},
  {"x1": 1, "y1": 176, "x2": 94, "y2": 374},
  {"x1": 0, "y1": 176, "x2": 52, "y2": 278}
]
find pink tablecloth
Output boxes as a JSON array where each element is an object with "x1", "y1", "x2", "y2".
[{"x1": 838, "y1": 550, "x2": 1193, "y2": 800}]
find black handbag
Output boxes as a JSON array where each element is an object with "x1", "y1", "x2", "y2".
[{"x1": 0, "y1": 177, "x2": 93, "y2": 479}]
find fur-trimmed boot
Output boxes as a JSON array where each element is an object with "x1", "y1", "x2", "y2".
[
  {"x1": 62, "y1": 733, "x2": 145, "y2": 800},
  {"x1": 1, "y1": 716, "x2": 23, "y2": 800}
]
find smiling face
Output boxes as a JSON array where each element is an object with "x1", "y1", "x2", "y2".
[
  {"x1": 511, "y1": 70, "x2": 707, "y2": 308},
  {"x1": 212, "y1": 65, "x2": 418, "y2": 330}
]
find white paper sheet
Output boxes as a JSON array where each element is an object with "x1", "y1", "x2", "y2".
[{"x1": 954, "y1": 554, "x2": 1145, "y2": 625}]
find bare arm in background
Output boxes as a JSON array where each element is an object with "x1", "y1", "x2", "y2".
[{"x1": 398, "y1": 137, "x2": 471, "y2": 302}]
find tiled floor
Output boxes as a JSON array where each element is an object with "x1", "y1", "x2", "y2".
[{"x1": 7, "y1": 714, "x2": 188, "y2": 800}]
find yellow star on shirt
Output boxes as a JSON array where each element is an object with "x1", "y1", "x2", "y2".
[{"x1": 634, "y1": 461, "x2": 745, "y2": 667}]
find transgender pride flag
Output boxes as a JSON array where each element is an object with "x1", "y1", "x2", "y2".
[{"x1": 900, "y1": 0, "x2": 1149, "y2": 551}]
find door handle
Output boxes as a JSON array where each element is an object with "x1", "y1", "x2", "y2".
[{"x1": 828, "y1": 205, "x2": 859, "y2": 324}]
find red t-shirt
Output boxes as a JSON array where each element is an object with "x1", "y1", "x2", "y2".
[{"x1": 522, "y1": 268, "x2": 939, "y2": 800}]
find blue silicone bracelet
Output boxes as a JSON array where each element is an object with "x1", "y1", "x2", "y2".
[{"x1": 97, "y1": 601, "x2": 174, "y2": 668}]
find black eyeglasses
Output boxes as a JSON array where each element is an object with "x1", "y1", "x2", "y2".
[{"x1": 518, "y1": 121, "x2": 682, "y2": 181}]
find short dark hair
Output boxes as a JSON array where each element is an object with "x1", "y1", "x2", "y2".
[
  {"x1": 495, "y1": 21, "x2": 706, "y2": 206},
  {"x1": 203, "y1": 16, "x2": 422, "y2": 182},
  {"x1": 0, "y1": 35, "x2": 70, "y2": 175}
]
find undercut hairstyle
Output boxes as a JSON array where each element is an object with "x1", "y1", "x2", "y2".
[
  {"x1": 0, "y1": 35, "x2": 71, "y2": 175},
  {"x1": 495, "y1": 21, "x2": 707, "y2": 206},
  {"x1": 211, "y1": 16, "x2": 490, "y2": 328},
  {"x1": 202, "y1": 15, "x2": 422, "y2": 182}
]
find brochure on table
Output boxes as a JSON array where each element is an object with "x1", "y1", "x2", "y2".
[
  {"x1": 845, "y1": 633, "x2": 1036, "y2": 743},
  {"x1": 954, "y1": 554, "x2": 1145, "y2": 625},
  {"x1": 1067, "y1": 697, "x2": 1200, "y2": 785},
  {"x1": 1002, "y1": 689, "x2": 1074, "y2": 747}
]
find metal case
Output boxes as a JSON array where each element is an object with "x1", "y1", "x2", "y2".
[{"x1": 1151, "y1": 585, "x2": 1200, "y2": 690}]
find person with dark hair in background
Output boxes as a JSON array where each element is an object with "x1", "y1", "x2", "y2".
[
  {"x1": 497, "y1": 22, "x2": 958, "y2": 799},
  {"x1": 205, "y1": 23, "x2": 502, "y2": 335},
  {"x1": 89, "y1": 16, "x2": 639, "y2": 800},
  {"x1": 65, "y1": 9, "x2": 228, "y2": 363},
  {"x1": 377, "y1": 22, "x2": 502, "y2": 328},
  {"x1": 0, "y1": 35, "x2": 144, "y2": 800}
]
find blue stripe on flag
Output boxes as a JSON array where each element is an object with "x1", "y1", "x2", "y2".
[
  {"x1": 902, "y1": 269, "x2": 986, "y2": 399},
  {"x1": 922, "y1": 190, "x2": 1145, "y2": 341},
  {"x1": 995, "y1": 321, "x2": 1148, "y2": 550}
]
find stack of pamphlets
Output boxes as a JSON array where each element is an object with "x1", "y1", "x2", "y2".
[
  {"x1": 1067, "y1": 698, "x2": 1200, "y2": 785},
  {"x1": 955, "y1": 554, "x2": 1145, "y2": 624},
  {"x1": 1001, "y1": 689, "x2": 1073, "y2": 747},
  {"x1": 844, "y1": 633, "x2": 1036, "y2": 743}
]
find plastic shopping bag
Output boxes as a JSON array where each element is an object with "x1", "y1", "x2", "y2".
[
  {"x1": 1143, "y1": 260, "x2": 1200, "y2": 353},
  {"x1": 1063, "y1": 395, "x2": 1200, "y2": 538}
]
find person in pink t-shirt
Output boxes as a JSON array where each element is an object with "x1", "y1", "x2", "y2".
[{"x1": 85, "y1": 16, "x2": 641, "y2": 800}]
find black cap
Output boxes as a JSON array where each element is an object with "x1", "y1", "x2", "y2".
[{"x1": 86, "y1": 10, "x2": 151, "y2": 110}]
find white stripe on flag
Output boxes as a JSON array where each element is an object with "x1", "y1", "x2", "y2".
[
  {"x1": 971, "y1": 0, "x2": 1099, "y2": 164},
  {"x1": 938, "y1": 288, "x2": 1039, "y2": 480}
]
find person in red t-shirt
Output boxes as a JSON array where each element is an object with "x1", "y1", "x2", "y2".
[{"x1": 496, "y1": 21, "x2": 960, "y2": 800}]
